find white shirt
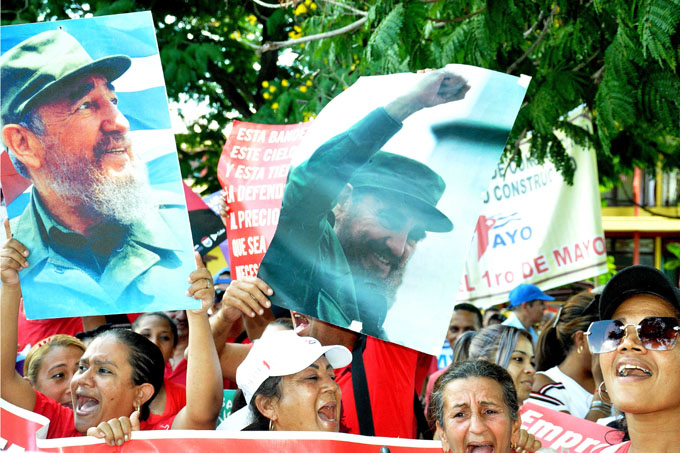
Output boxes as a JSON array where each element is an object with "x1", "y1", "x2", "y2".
[{"x1": 527, "y1": 365, "x2": 593, "y2": 418}]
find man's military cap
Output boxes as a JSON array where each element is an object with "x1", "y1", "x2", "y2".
[
  {"x1": 349, "y1": 151, "x2": 453, "y2": 233},
  {"x1": 1, "y1": 29, "x2": 131, "y2": 127}
]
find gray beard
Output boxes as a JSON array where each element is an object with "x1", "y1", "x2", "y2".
[{"x1": 42, "y1": 145, "x2": 155, "y2": 227}]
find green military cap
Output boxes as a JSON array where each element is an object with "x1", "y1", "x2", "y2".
[
  {"x1": 349, "y1": 151, "x2": 453, "y2": 233},
  {"x1": 1, "y1": 29, "x2": 131, "y2": 127}
]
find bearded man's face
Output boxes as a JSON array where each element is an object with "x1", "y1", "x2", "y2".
[
  {"x1": 334, "y1": 190, "x2": 426, "y2": 304},
  {"x1": 35, "y1": 74, "x2": 153, "y2": 225}
]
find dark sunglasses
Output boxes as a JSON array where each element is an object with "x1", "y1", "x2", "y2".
[{"x1": 585, "y1": 317, "x2": 680, "y2": 353}]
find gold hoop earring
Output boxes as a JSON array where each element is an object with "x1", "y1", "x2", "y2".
[
  {"x1": 268, "y1": 419, "x2": 274, "y2": 431},
  {"x1": 598, "y1": 382, "x2": 611, "y2": 404},
  {"x1": 135, "y1": 401, "x2": 141, "y2": 413},
  {"x1": 577, "y1": 345, "x2": 583, "y2": 354}
]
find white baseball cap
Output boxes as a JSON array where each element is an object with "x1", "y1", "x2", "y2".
[{"x1": 236, "y1": 330, "x2": 352, "y2": 405}]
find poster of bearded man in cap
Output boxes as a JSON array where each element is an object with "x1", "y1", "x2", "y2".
[
  {"x1": 0, "y1": 13, "x2": 198, "y2": 319},
  {"x1": 259, "y1": 66, "x2": 530, "y2": 354}
]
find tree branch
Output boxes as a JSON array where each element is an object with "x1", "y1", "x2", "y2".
[
  {"x1": 322, "y1": 0, "x2": 368, "y2": 16},
  {"x1": 503, "y1": 128, "x2": 528, "y2": 178},
  {"x1": 239, "y1": 16, "x2": 367, "y2": 54},
  {"x1": 591, "y1": 65, "x2": 605, "y2": 83},
  {"x1": 251, "y1": 0, "x2": 367, "y2": 15},
  {"x1": 507, "y1": 6, "x2": 557, "y2": 74},
  {"x1": 618, "y1": 178, "x2": 680, "y2": 219},
  {"x1": 523, "y1": 10, "x2": 544, "y2": 39},
  {"x1": 426, "y1": 7, "x2": 486, "y2": 23},
  {"x1": 251, "y1": 0, "x2": 294, "y2": 8},
  {"x1": 572, "y1": 50, "x2": 600, "y2": 72}
]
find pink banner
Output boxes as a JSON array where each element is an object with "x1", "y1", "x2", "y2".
[
  {"x1": 217, "y1": 121, "x2": 310, "y2": 280},
  {"x1": 2, "y1": 398, "x2": 626, "y2": 452},
  {"x1": 520, "y1": 402, "x2": 624, "y2": 452}
]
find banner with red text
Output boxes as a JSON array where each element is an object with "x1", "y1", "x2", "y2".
[
  {"x1": 2, "y1": 398, "x2": 627, "y2": 453},
  {"x1": 217, "y1": 122, "x2": 311, "y2": 280},
  {"x1": 520, "y1": 402, "x2": 625, "y2": 452},
  {"x1": 458, "y1": 112, "x2": 608, "y2": 308}
]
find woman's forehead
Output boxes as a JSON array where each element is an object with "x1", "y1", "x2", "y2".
[
  {"x1": 136, "y1": 315, "x2": 173, "y2": 331},
  {"x1": 84, "y1": 336, "x2": 127, "y2": 361},
  {"x1": 444, "y1": 377, "x2": 506, "y2": 406},
  {"x1": 613, "y1": 294, "x2": 678, "y2": 320}
]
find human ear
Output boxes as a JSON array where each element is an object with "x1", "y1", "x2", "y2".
[
  {"x1": 435, "y1": 422, "x2": 450, "y2": 452},
  {"x1": 332, "y1": 183, "x2": 354, "y2": 218},
  {"x1": 573, "y1": 331, "x2": 588, "y2": 350},
  {"x1": 254, "y1": 394, "x2": 277, "y2": 424},
  {"x1": 136, "y1": 382, "x2": 155, "y2": 407},
  {"x1": 510, "y1": 417, "x2": 522, "y2": 446},
  {"x1": 1, "y1": 124, "x2": 43, "y2": 171}
]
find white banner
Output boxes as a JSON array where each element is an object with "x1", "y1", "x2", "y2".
[{"x1": 458, "y1": 111, "x2": 607, "y2": 308}]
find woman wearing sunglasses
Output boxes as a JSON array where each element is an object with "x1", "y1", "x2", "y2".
[{"x1": 586, "y1": 265, "x2": 680, "y2": 453}]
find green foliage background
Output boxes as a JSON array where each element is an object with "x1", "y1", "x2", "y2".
[{"x1": 3, "y1": 0, "x2": 679, "y2": 195}]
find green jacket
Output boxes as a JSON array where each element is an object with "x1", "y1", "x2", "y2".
[
  {"x1": 259, "y1": 108, "x2": 402, "y2": 337},
  {"x1": 11, "y1": 187, "x2": 196, "y2": 319}
]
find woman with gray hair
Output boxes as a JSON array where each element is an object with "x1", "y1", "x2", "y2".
[{"x1": 429, "y1": 360, "x2": 521, "y2": 453}]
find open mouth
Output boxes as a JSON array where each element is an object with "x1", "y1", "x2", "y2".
[
  {"x1": 466, "y1": 443, "x2": 495, "y2": 453},
  {"x1": 317, "y1": 402, "x2": 337, "y2": 423},
  {"x1": 75, "y1": 395, "x2": 100, "y2": 416},
  {"x1": 617, "y1": 364, "x2": 652, "y2": 377},
  {"x1": 363, "y1": 250, "x2": 397, "y2": 279},
  {"x1": 292, "y1": 312, "x2": 310, "y2": 333}
]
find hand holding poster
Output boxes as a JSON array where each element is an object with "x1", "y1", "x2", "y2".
[
  {"x1": 217, "y1": 121, "x2": 310, "y2": 279},
  {"x1": 258, "y1": 66, "x2": 530, "y2": 354},
  {"x1": 0, "y1": 12, "x2": 198, "y2": 319}
]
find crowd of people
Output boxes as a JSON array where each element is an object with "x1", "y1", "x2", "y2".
[
  {"x1": 4, "y1": 227, "x2": 680, "y2": 453},
  {"x1": 1, "y1": 28, "x2": 679, "y2": 453}
]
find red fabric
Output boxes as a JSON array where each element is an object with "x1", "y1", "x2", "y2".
[
  {"x1": 336, "y1": 337, "x2": 419, "y2": 438},
  {"x1": 17, "y1": 299, "x2": 82, "y2": 352},
  {"x1": 33, "y1": 390, "x2": 174, "y2": 438},
  {"x1": 424, "y1": 366, "x2": 447, "y2": 411},
  {"x1": 146, "y1": 379, "x2": 186, "y2": 428},
  {"x1": 164, "y1": 359, "x2": 188, "y2": 387},
  {"x1": 164, "y1": 354, "x2": 234, "y2": 390},
  {"x1": 33, "y1": 391, "x2": 80, "y2": 439},
  {"x1": 415, "y1": 353, "x2": 438, "y2": 397},
  {"x1": 126, "y1": 313, "x2": 142, "y2": 324}
]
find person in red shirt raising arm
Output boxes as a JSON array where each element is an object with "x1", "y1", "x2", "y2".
[{"x1": 1, "y1": 236, "x2": 223, "y2": 446}]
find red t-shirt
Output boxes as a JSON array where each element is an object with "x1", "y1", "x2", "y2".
[
  {"x1": 336, "y1": 337, "x2": 419, "y2": 438},
  {"x1": 17, "y1": 299, "x2": 82, "y2": 352},
  {"x1": 146, "y1": 379, "x2": 186, "y2": 428},
  {"x1": 164, "y1": 358, "x2": 188, "y2": 387},
  {"x1": 33, "y1": 391, "x2": 175, "y2": 438}
]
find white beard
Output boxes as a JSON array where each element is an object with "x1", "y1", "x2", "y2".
[{"x1": 41, "y1": 137, "x2": 156, "y2": 226}]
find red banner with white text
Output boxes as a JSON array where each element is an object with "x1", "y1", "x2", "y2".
[{"x1": 217, "y1": 121, "x2": 310, "y2": 280}]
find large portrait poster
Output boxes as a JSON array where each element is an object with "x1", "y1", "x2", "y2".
[
  {"x1": 0, "y1": 12, "x2": 199, "y2": 319},
  {"x1": 258, "y1": 66, "x2": 530, "y2": 354},
  {"x1": 457, "y1": 111, "x2": 608, "y2": 308}
]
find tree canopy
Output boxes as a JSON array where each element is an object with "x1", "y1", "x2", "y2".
[{"x1": 3, "y1": 0, "x2": 679, "y2": 194}]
